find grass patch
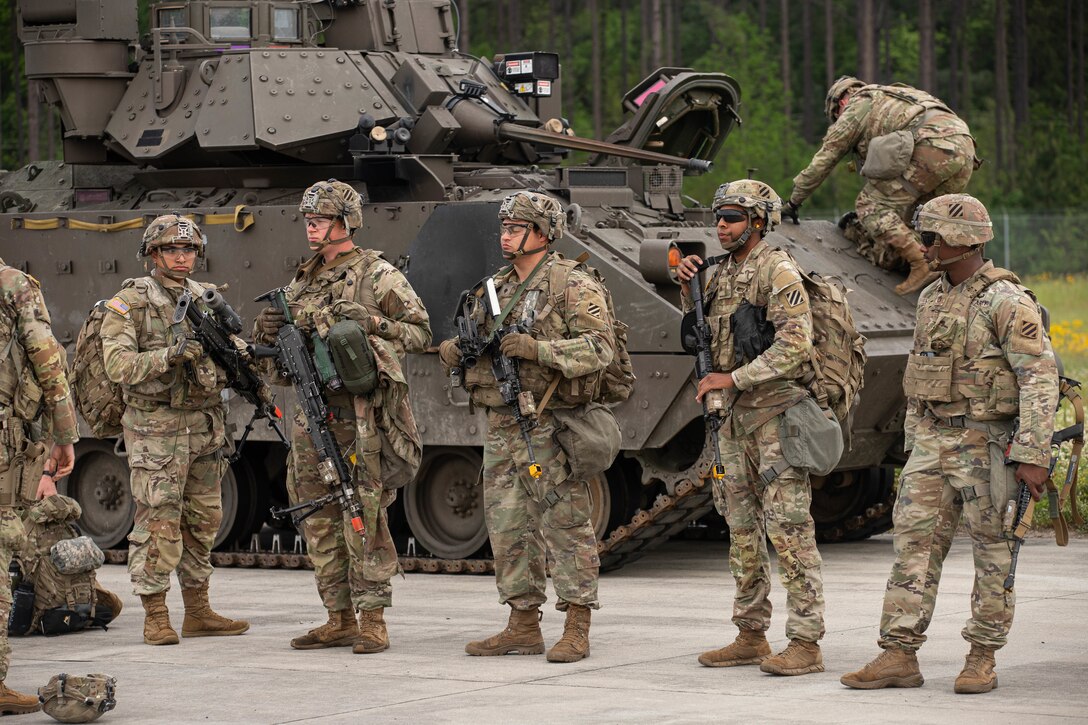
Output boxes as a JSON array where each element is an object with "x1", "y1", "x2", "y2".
[{"x1": 1027, "y1": 273, "x2": 1088, "y2": 370}]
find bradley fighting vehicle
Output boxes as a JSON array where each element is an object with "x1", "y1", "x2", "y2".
[{"x1": 2, "y1": 0, "x2": 914, "y2": 572}]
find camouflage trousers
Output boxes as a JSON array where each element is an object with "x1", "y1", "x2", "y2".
[
  {"x1": 123, "y1": 407, "x2": 226, "y2": 596},
  {"x1": 482, "y1": 409, "x2": 601, "y2": 612},
  {"x1": 288, "y1": 404, "x2": 398, "y2": 612},
  {"x1": 712, "y1": 414, "x2": 825, "y2": 642},
  {"x1": 0, "y1": 508, "x2": 25, "y2": 681},
  {"x1": 880, "y1": 416, "x2": 1015, "y2": 652},
  {"x1": 854, "y1": 134, "x2": 976, "y2": 271}
]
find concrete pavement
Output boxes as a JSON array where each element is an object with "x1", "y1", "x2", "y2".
[{"x1": 11, "y1": 536, "x2": 1088, "y2": 724}]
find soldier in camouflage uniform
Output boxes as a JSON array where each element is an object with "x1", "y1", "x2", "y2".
[
  {"x1": 255, "y1": 180, "x2": 431, "y2": 654},
  {"x1": 842, "y1": 194, "x2": 1059, "y2": 694},
  {"x1": 439, "y1": 191, "x2": 614, "y2": 664},
  {"x1": 675, "y1": 180, "x2": 827, "y2": 676},
  {"x1": 0, "y1": 257, "x2": 79, "y2": 714},
  {"x1": 786, "y1": 76, "x2": 978, "y2": 295},
  {"x1": 101, "y1": 215, "x2": 250, "y2": 646}
]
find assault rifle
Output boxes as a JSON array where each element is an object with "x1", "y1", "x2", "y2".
[
  {"x1": 254, "y1": 287, "x2": 365, "y2": 535},
  {"x1": 449, "y1": 289, "x2": 487, "y2": 390},
  {"x1": 683, "y1": 255, "x2": 730, "y2": 480},
  {"x1": 172, "y1": 289, "x2": 288, "y2": 461}
]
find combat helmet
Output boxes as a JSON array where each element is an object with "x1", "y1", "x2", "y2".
[
  {"x1": 825, "y1": 75, "x2": 865, "y2": 122},
  {"x1": 137, "y1": 213, "x2": 206, "y2": 259},
  {"x1": 39, "y1": 674, "x2": 116, "y2": 723},
  {"x1": 912, "y1": 193, "x2": 993, "y2": 247},
  {"x1": 299, "y1": 179, "x2": 365, "y2": 233},
  {"x1": 497, "y1": 191, "x2": 566, "y2": 241},
  {"x1": 712, "y1": 179, "x2": 783, "y2": 231}
]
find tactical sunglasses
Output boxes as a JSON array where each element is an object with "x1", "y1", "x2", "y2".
[
  {"x1": 920, "y1": 231, "x2": 938, "y2": 248},
  {"x1": 304, "y1": 215, "x2": 336, "y2": 229},
  {"x1": 499, "y1": 223, "x2": 533, "y2": 236},
  {"x1": 159, "y1": 245, "x2": 199, "y2": 257},
  {"x1": 715, "y1": 209, "x2": 749, "y2": 223}
]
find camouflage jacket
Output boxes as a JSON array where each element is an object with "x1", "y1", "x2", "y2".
[
  {"x1": 0, "y1": 259, "x2": 78, "y2": 444},
  {"x1": 683, "y1": 241, "x2": 814, "y2": 434},
  {"x1": 791, "y1": 83, "x2": 971, "y2": 205},
  {"x1": 903, "y1": 261, "x2": 1058, "y2": 468},
  {"x1": 100, "y1": 274, "x2": 229, "y2": 410},
  {"x1": 460, "y1": 252, "x2": 615, "y2": 409}
]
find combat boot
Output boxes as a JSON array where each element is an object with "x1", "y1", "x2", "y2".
[
  {"x1": 0, "y1": 682, "x2": 40, "y2": 715},
  {"x1": 954, "y1": 644, "x2": 998, "y2": 694},
  {"x1": 465, "y1": 606, "x2": 545, "y2": 656},
  {"x1": 698, "y1": 629, "x2": 772, "y2": 667},
  {"x1": 291, "y1": 609, "x2": 359, "y2": 650},
  {"x1": 895, "y1": 246, "x2": 939, "y2": 295},
  {"x1": 546, "y1": 604, "x2": 591, "y2": 663},
  {"x1": 181, "y1": 582, "x2": 250, "y2": 637},
  {"x1": 353, "y1": 608, "x2": 389, "y2": 654},
  {"x1": 140, "y1": 592, "x2": 179, "y2": 646},
  {"x1": 759, "y1": 639, "x2": 824, "y2": 676},
  {"x1": 840, "y1": 647, "x2": 924, "y2": 689},
  {"x1": 94, "y1": 584, "x2": 124, "y2": 625}
]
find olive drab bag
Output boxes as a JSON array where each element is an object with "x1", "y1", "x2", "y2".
[
  {"x1": 788, "y1": 255, "x2": 867, "y2": 427},
  {"x1": 70, "y1": 300, "x2": 124, "y2": 438}
]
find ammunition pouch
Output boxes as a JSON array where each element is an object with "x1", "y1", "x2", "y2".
[
  {"x1": 778, "y1": 397, "x2": 844, "y2": 476},
  {"x1": 902, "y1": 352, "x2": 954, "y2": 402},
  {"x1": 861, "y1": 129, "x2": 915, "y2": 180},
  {"x1": 327, "y1": 320, "x2": 378, "y2": 396},
  {"x1": 730, "y1": 301, "x2": 775, "y2": 365},
  {"x1": 551, "y1": 403, "x2": 621, "y2": 480}
]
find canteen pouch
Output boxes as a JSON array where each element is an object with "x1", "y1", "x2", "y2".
[
  {"x1": 50, "y1": 536, "x2": 106, "y2": 575},
  {"x1": 861, "y1": 129, "x2": 915, "y2": 180},
  {"x1": 551, "y1": 403, "x2": 621, "y2": 480},
  {"x1": 327, "y1": 320, "x2": 378, "y2": 396},
  {"x1": 779, "y1": 397, "x2": 845, "y2": 476}
]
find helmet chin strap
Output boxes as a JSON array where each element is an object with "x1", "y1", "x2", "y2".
[
  {"x1": 312, "y1": 218, "x2": 352, "y2": 248},
  {"x1": 927, "y1": 237, "x2": 980, "y2": 270},
  {"x1": 720, "y1": 213, "x2": 760, "y2": 252},
  {"x1": 502, "y1": 225, "x2": 549, "y2": 260}
]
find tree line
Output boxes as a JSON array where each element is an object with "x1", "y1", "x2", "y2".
[{"x1": 2, "y1": 1, "x2": 1085, "y2": 222}]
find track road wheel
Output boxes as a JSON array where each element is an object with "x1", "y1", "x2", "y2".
[
  {"x1": 404, "y1": 447, "x2": 488, "y2": 559},
  {"x1": 66, "y1": 442, "x2": 134, "y2": 549},
  {"x1": 811, "y1": 467, "x2": 896, "y2": 543}
]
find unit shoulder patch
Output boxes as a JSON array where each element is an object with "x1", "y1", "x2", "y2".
[{"x1": 1008, "y1": 300, "x2": 1044, "y2": 356}]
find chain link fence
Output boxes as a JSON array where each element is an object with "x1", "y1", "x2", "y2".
[{"x1": 807, "y1": 209, "x2": 1088, "y2": 278}]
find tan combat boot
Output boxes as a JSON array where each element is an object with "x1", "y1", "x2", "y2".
[
  {"x1": 759, "y1": 639, "x2": 824, "y2": 676},
  {"x1": 353, "y1": 608, "x2": 390, "y2": 654},
  {"x1": 954, "y1": 644, "x2": 998, "y2": 694},
  {"x1": 140, "y1": 592, "x2": 179, "y2": 646},
  {"x1": 465, "y1": 606, "x2": 545, "y2": 656},
  {"x1": 546, "y1": 604, "x2": 592, "y2": 663},
  {"x1": 181, "y1": 582, "x2": 250, "y2": 637},
  {"x1": 840, "y1": 647, "x2": 924, "y2": 689},
  {"x1": 94, "y1": 584, "x2": 124, "y2": 625},
  {"x1": 0, "y1": 682, "x2": 41, "y2": 716},
  {"x1": 698, "y1": 629, "x2": 772, "y2": 667},
  {"x1": 290, "y1": 609, "x2": 359, "y2": 650},
  {"x1": 895, "y1": 245, "x2": 939, "y2": 295}
]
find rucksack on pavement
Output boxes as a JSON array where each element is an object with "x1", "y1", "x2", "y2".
[{"x1": 70, "y1": 300, "x2": 124, "y2": 438}]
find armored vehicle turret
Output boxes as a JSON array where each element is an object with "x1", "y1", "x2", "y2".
[{"x1": 1, "y1": 0, "x2": 913, "y2": 570}]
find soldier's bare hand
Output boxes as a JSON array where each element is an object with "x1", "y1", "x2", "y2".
[
  {"x1": 257, "y1": 306, "x2": 286, "y2": 338},
  {"x1": 675, "y1": 254, "x2": 704, "y2": 285},
  {"x1": 499, "y1": 332, "x2": 539, "y2": 361},
  {"x1": 169, "y1": 339, "x2": 204, "y2": 366},
  {"x1": 49, "y1": 443, "x2": 75, "y2": 478},
  {"x1": 35, "y1": 472, "x2": 57, "y2": 500},
  {"x1": 1015, "y1": 462, "x2": 1050, "y2": 501},
  {"x1": 438, "y1": 338, "x2": 462, "y2": 368},
  {"x1": 695, "y1": 372, "x2": 734, "y2": 401}
]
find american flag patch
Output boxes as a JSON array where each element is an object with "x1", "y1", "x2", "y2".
[
  {"x1": 786, "y1": 289, "x2": 804, "y2": 307},
  {"x1": 105, "y1": 297, "x2": 130, "y2": 316}
]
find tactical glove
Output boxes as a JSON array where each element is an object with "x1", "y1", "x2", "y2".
[
  {"x1": 438, "y1": 338, "x2": 462, "y2": 368},
  {"x1": 499, "y1": 332, "x2": 540, "y2": 361},
  {"x1": 257, "y1": 306, "x2": 286, "y2": 338},
  {"x1": 784, "y1": 200, "x2": 801, "y2": 225},
  {"x1": 169, "y1": 339, "x2": 204, "y2": 366}
]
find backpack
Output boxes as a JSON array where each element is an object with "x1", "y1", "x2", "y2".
[
  {"x1": 548, "y1": 254, "x2": 635, "y2": 404},
  {"x1": 70, "y1": 300, "x2": 124, "y2": 438},
  {"x1": 795, "y1": 265, "x2": 867, "y2": 425}
]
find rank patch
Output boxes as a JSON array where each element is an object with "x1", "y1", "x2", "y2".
[{"x1": 105, "y1": 297, "x2": 130, "y2": 316}]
